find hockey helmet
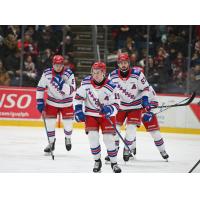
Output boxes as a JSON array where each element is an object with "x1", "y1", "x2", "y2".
[
  {"x1": 117, "y1": 53, "x2": 130, "y2": 63},
  {"x1": 53, "y1": 55, "x2": 64, "y2": 65},
  {"x1": 91, "y1": 62, "x2": 106, "y2": 73}
]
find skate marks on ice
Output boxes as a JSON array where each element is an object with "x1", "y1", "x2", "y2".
[{"x1": 0, "y1": 127, "x2": 200, "y2": 173}]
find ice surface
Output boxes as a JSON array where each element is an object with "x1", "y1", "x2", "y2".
[{"x1": 0, "y1": 126, "x2": 200, "y2": 173}]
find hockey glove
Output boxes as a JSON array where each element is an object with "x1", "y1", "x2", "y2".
[
  {"x1": 142, "y1": 112, "x2": 154, "y2": 122},
  {"x1": 75, "y1": 104, "x2": 85, "y2": 122},
  {"x1": 101, "y1": 105, "x2": 114, "y2": 118},
  {"x1": 37, "y1": 99, "x2": 45, "y2": 113},
  {"x1": 53, "y1": 75, "x2": 65, "y2": 90},
  {"x1": 142, "y1": 96, "x2": 151, "y2": 111}
]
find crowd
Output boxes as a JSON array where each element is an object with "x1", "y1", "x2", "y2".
[
  {"x1": 0, "y1": 25, "x2": 76, "y2": 87},
  {"x1": 0, "y1": 25, "x2": 199, "y2": 94},
  {"x1": 110, "y1": 25, "x2": 200, "y2": 94}
]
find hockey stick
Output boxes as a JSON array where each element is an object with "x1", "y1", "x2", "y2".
[
  {"x1": 42, "y1": 113, "x2": 55, "y2": 160},
  {"x1": 87, "y1": 88, "x2": 133, "y2": 156},
  {"x1": 156, "y1": 91, "x2": 196, "y2": 109},
  {"x1": 154, "y1": 91, "x2": 196, "y2": 115},
  {"x1": 118, "y1": 92, "x2": 196, "y2": 115},
  {"x1": 188, "y1": 159, "x2": 200, "y2": 173}
]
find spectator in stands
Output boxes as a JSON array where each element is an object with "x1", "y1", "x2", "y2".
[
  {"x1": 56, "y1": 35, "x2": 74, "y2": 59},
  {"x1": 8, "y1": 25, "x2": 21, "y2": 39},
  {"x1": 37, "y1": 26, "x2": 59, "y2": 52},
  {"x1": 194, "y1": 37, "x2": 200, "y2": 54},
  {"x1": 125, "y1": 37, "x2": 138, "y2": 56},
  {"x1": 190, "y1": 64, "x2": 200, "y2": 81},
  {"x1": 4, "y1": 49, "x2": 21, "y2": 86},
  {"x1": 116, "y1": 25, "x2": 131, "y2": 50},
  {"x1": 17, "y1": 31, "x2": 39, "y2": 59},
  {"x1": 153, "y1": 47, "x2": 171, "y2": 84},
  {"x1": 130, "y1": 53, "x2": 137, "y2": 66},
  {"x1": 171, "y1": 52, "x2": 187, "y2": 86},
  {"x1": 36, "y1": 48, "x2": 52, "y2": 79},
  {"x1": 191, "y1": 52, "x2": 200, "y2": 67},
  {"x1": 22, "y1": 55, "x2": 37, "y2": 86},
  {"x1": 1, "y1": 33, "x2": 18, "y2": 60},
  {"x1": 154, "y1": 47, "x2": 169, "y2": 68},
  {"x1": 63, "y1": 55, "x2": 75, "y2": 73},
  {"x1": 0, "y1": 59, "x2": 10, "y2": 86}
]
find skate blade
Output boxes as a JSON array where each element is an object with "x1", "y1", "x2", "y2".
[
  {"x1": 129, "y1": 156, "x2": 135, "y2": 160},
  {"x1": 165, "y1": 159, "x2": 169, "y2": 162},
  {"x1": 93, "y1": 170, "x2": 101, "y2": 173}
]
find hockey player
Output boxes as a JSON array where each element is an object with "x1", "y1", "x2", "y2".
[
  {"x1": 138, "y1": 85, "x2": 169, "y2": 160},
  {"x1": 131, "y1": 66, "x2": 169, "y2": 160},
  {"x1": 108, "y1": 53, "x2": 151, "y2": 162},
  {"x1": 36, "y1": 55, "x2": 76, "y2": 154},
  {"x1": 74, "y1": 61, "x2": 122, "y2": 173}
]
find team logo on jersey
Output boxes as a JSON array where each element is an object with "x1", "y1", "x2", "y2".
[
  {"x1": 104, "y1": 96, "x2": 109, "y2": 101},
  {"x1": 131, "y1": 84, "x2": 136, "y2": 89}
]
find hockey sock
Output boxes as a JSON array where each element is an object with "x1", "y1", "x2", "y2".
[
  {"x1": 88, "y1": 131, "x2": 101, "y2": 160},
  {"x1": 149, "y1": 130, "x2": 166, "y2": 152},
  {"x1": 63, "y1": 119, "x2": 73, "y2": 139},
  {"x1": 45, "y1": 118, "x2": 57, "y2": 143},
  {"x1": 124, "y1": 124, "x2": 137, "y2": 150},
  {"x1": 103, "y1": 134, "x2": 118, "y2": 163}
]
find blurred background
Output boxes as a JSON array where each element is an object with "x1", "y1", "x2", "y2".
[{"x1": 0, "y1": 25, "x2": 200, "y2": 95}]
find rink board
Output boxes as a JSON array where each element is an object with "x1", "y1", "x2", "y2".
[
  {"x1": 0, "y1": 86, "x2": 200, "y2": 134},
  {"x1": 0, "y1": 120, "x2": 199, "y2": 134}
]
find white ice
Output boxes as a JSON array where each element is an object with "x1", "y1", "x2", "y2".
[{"x1": 0, "y1": 126, "x2": 200, "y2": 173}]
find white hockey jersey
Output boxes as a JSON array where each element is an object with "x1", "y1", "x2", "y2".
[
  {"x1": 74, "y1": 76, "x2": 120, "y2": 117},
  {"x1": 109, "y1": 68, "x2": 150, "y2": 110},
  {"x1": 36, "y1": 67, "x2": 76, "y2": 108}
]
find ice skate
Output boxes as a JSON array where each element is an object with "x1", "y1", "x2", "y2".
[
  {"x1": 123, "y1": 148, "x2": 130, "y2": 162},
  {"x1": 65, "y1": 138, "x2": 72, "y2": 151},
  {"x1": 44, "y1": 138, "x2": 56, "y2": 154},
  {"x1": 128, "y1": 148, "x2": 136, "y2": 160},
  {"x1": 160, "y1": 150, "x2": 169, "y2": 161},
  {"x1": 93, "y1": 159, "x2": 102, "y2": 173},
  {"x1": 111, "y1": 163, "x2": 122, "y2": 173}
]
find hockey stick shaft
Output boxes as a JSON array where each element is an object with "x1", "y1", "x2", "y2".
[
  {"x1": 118, "y1": 92, "x2": 196, "y2": 115},
  {"x1": 188, "y1": 159, "x2": 200, "y2": 173},
  {"x1": 42, "y1": 113, "x2": 55, "y2": 160},
  {"x1": 156, "y1": 92, "x2": 196, "y2": 109}
]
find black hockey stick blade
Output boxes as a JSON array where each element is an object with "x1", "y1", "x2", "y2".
[
  {"x1": 156, "y1": 91, "x2": 196, "y2": 109},
  {"x1": 188, "y1": 159, "x2": 200, "y2": 173}
]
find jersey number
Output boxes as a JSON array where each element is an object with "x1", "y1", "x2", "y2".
[{"x1": 141, "y1": 77, "x2": 146, "y2": 84}]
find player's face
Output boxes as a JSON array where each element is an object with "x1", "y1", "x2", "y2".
[
  {"x1": 118, "y1": 61, "x2": 129, "y2": 72},
  {"x1": 92, "y1": 69, "x2": 104, "y2": 83},
  {"x1": 53, "y1": 64, "x2": 64, "y2": 72}
]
